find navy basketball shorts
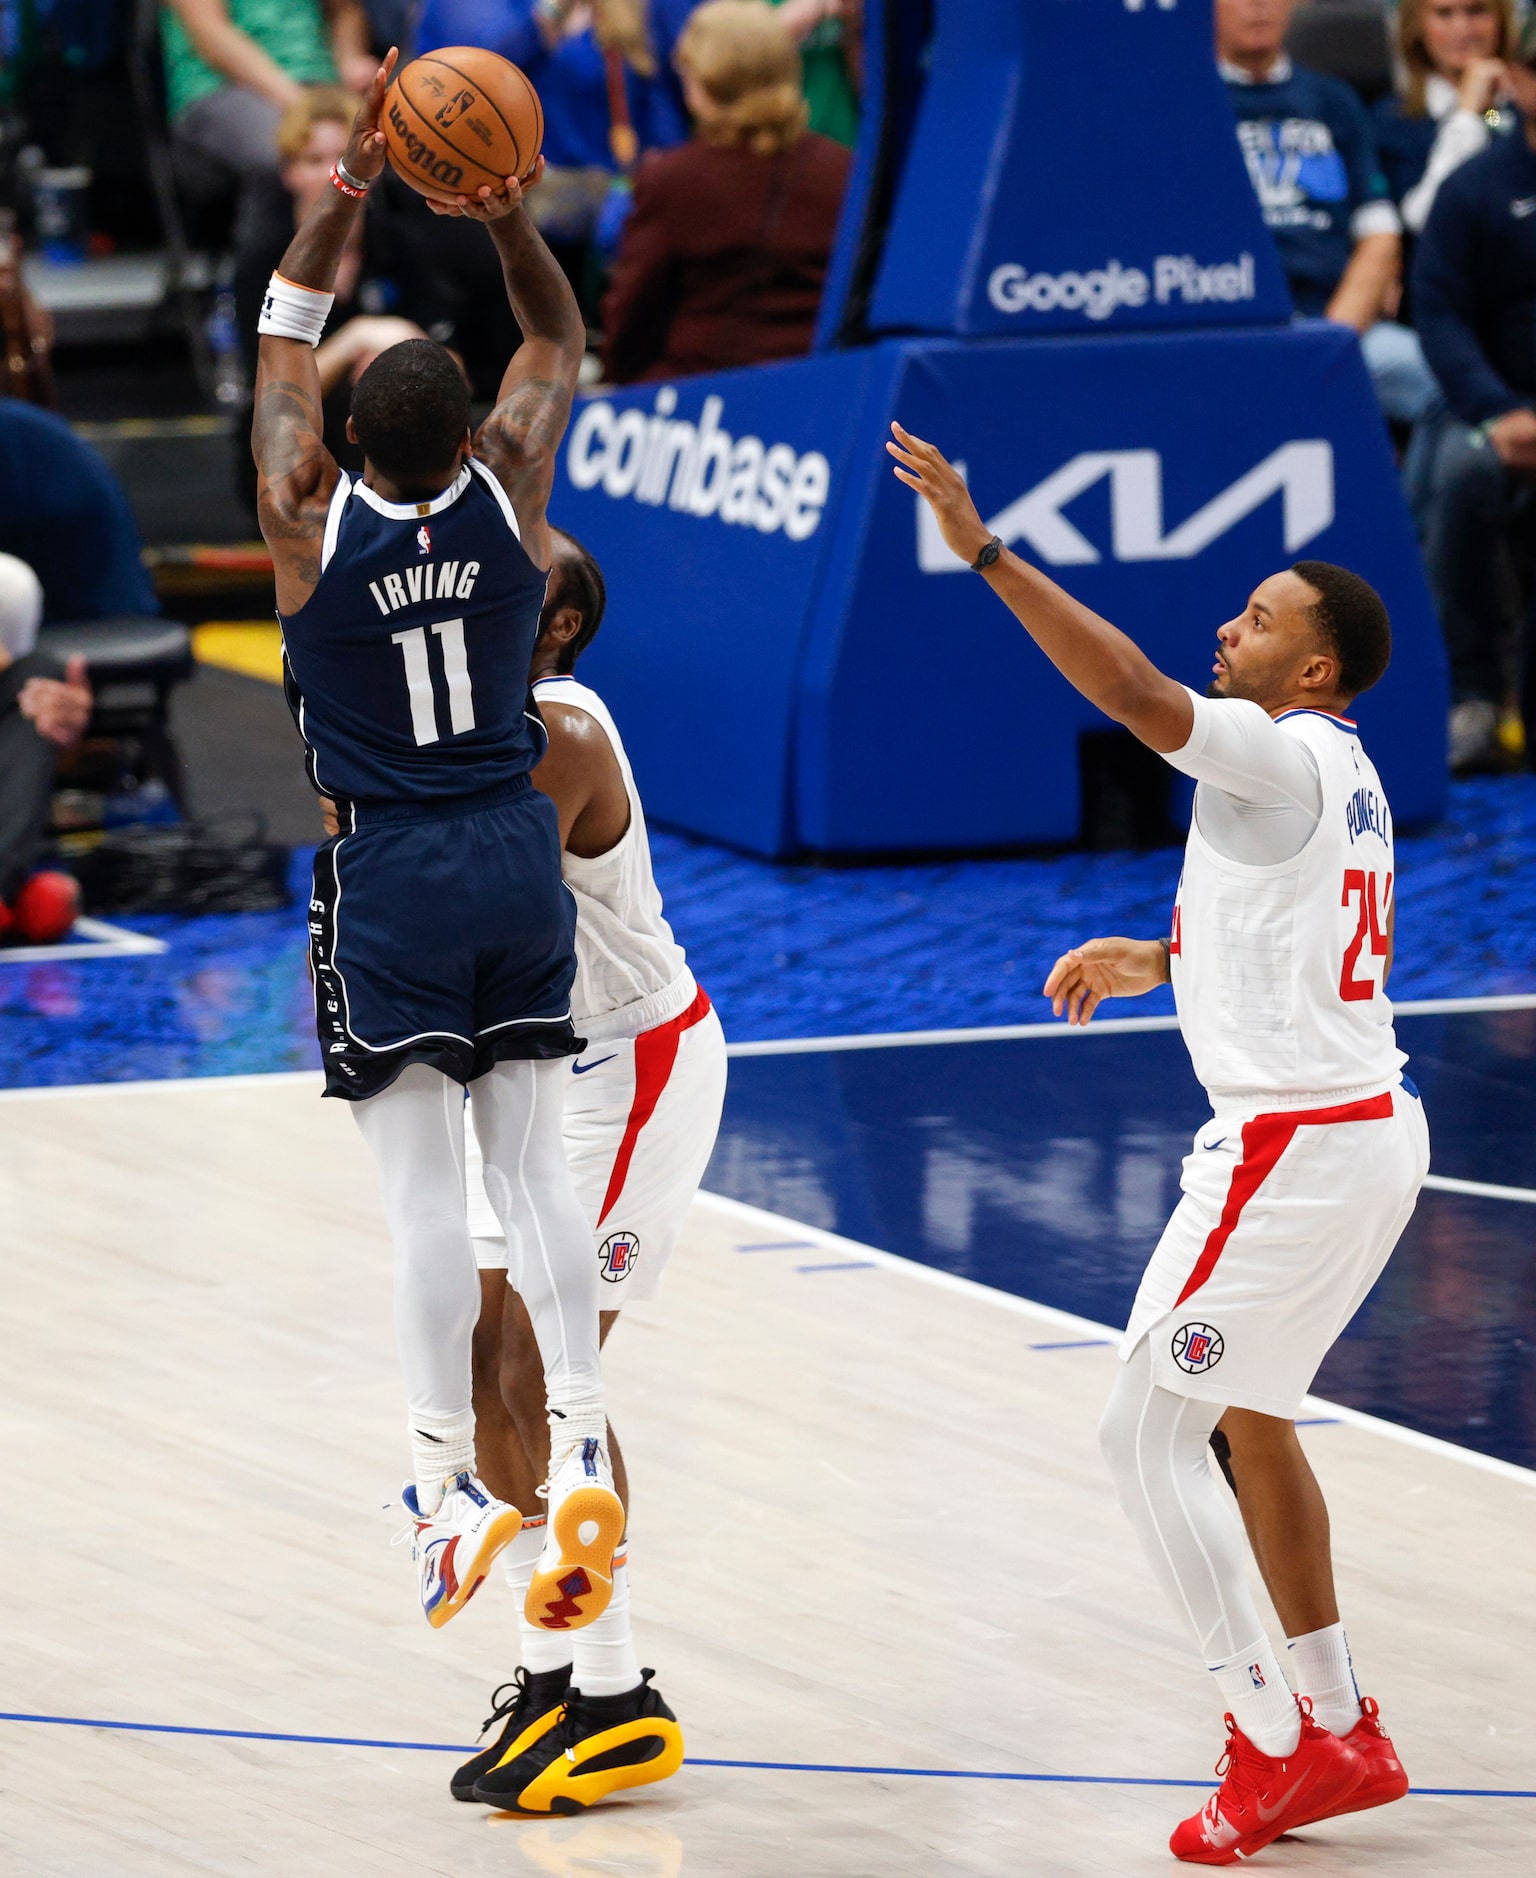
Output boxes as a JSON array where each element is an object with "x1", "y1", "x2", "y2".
[{"x1": 308, "y1": 775, "x2": 582, "y2": 1100}]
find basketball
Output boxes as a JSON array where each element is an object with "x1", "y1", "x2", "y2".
[{"x1": 382, "y1": 47, "x2": 544, "y2": 203}]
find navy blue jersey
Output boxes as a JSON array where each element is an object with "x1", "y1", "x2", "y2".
[{"x1": 280, "y1": 459, "x2": 549, "y2": 804}]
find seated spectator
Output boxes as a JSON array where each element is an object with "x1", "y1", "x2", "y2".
[
  {"x1": 233, "y1": 87, "x2": 443, "y2": 500},
  {"x1": 769, "y1": 0, "x2": 862, "y2": 146},
  {"x1": 414, "y1": 0, "x2": 695, "y2": 240},
  {"x1": 0, "y1": 553, "x2": 91, "y2": 945},
  {"x1": 601, "y1": 0, "x2": 851, "y2": 384},
  {"x1": 161, "y1": 0, "x2": 376, "y2": 235},
  {"x1": 1413, "y1": 19, "x2": 1536, "y2": 771},
  {"x1": 1216, "y1": 0, "x2": 1439, "y2": 429},
  {"x1": 1375, "y1": 0, "x2": 1519, "y2": 232},
  {"x1": 0, "y1": 403, "x2": 158, "y2": 624}
]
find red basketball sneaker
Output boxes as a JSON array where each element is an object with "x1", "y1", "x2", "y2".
[
  {"x1": 10, "y1": 870, "x2": 80, "y2": 944},
  {"x1": 1289, "y1": 1697, "x2": 1408, "y2": 1826},
  {"x1": 1170, "y1": 1703, "x2": 1364, "y2": 1865}
]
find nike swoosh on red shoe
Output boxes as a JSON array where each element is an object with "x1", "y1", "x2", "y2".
[{"x1": 1255, "y1": 1776, "x2": 1307, "y2": 1824}]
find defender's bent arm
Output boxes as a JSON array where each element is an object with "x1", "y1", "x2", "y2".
[
  {"x1": 1044, "y1": 937, "x2": 1171, "y2": 1027},
  {"x1": 887, "y1": 423, "x2": 1194, "y2": 753}
]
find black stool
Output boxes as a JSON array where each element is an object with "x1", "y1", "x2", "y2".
[{"x1": 37, "y1": 616, "x2": 195, "y2": 807}]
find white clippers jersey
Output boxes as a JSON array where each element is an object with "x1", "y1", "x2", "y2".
[
  {"x1": 1169, "y1": 702, "x2": 1406, "y2": 1108},
  {"x1": 534, "y1": 675, "x2": 696, "y2": 1043}
]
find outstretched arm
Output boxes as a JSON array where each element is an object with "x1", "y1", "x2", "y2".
[
  {"x1": 253, "y1": 50, "x2": 397, "y2": 615},
  {"x1": 455, "y1": 164, "x2": 586, "y2": 569},
  {"x1": 887, "y1": 423, "x2": 1193, "y2": 752}
]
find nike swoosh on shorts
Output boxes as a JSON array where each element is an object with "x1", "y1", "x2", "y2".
[{"x1": 573, "y1": 1055, "x2": 618, "y2": 1075}]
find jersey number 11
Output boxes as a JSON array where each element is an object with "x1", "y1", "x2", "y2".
[{"x1": 391, "y1": 620, "x2": 475, "y2": 746}]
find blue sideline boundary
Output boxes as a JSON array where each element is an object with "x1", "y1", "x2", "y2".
[{"x1": 1, "y1": 1711, "x2": 1533, "y2": 1798}]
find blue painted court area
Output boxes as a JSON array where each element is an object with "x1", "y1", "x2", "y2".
[{"x1": 706, "y1": 1009, "x2": 1536, "y2": 1473}]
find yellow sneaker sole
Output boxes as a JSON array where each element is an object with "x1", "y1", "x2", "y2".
[{"x1": 524, "y1": 1486, "x2": 626, "y2": 1632}]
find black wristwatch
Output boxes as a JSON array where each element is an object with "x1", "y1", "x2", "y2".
[{"x1": 970, "y1": 534, "x2": 1003, "y2": 572}]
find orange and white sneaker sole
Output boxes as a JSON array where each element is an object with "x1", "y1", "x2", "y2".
[
  {"x1": 524, "y1": 1486, "x2": 626, "y2": 1632},
  {"x1": 427, "y1": 1504, "x2": 524, "y2": 1630}
]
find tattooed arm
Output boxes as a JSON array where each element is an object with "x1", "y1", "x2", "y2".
[
  {"x1": 253, "y1": 51, "x2": 395, "y2": 614},
  {"x1": 459, "y1": 167, "x2": 586, "y2": 571}
]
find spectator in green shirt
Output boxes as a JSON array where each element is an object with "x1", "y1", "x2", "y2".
[
  {"x1": 162, "y1": 0, "x2": 376, "y2": 232},
  {"x1": 768, "y1": 0, "x2": 860, "y2": 146}
]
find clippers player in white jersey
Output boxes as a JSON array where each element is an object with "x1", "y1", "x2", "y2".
[
  {"x1": 252, "y1": 59, "x2": 623, "y2": 1656},
  {"x1": 451, "y1": 530, "x2": 726, "y2": 1814},
  {"x1": 891, "y1": 423, "x2": 1428, "y2": 1867}
]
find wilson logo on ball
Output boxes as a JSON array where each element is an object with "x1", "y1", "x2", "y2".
[{"x1": 386, "y1": 103, "x2": 465, "y2": 189}]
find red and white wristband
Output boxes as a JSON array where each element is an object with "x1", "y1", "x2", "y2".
[{"x1": 329, "y1": 158, "x2": 372, "y2": 199}]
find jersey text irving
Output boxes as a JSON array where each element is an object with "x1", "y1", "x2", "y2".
[{"x1": 368, "y1": 560, "x2": 481, "y2": 617}]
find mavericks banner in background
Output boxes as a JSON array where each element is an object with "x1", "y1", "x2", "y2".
[
  {"x1": 869, "y1": 0, "x2": 1293, "y2": 338},
  {"x1": 554, "y1": 326, "x2": 1445, "y2": 858}
]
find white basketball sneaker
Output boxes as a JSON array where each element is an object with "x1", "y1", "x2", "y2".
[
  {"x1": 524, "y1": 1436, "x2": 626, "y2": 1633},
  {"x1": 401, "y1": 1472, "x2": 523, "y2": 1630}
]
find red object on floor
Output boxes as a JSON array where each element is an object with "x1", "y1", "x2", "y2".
[
  {"x1": 1289, "y1": 1696, "x2": 1410, "y2": 1826},
  {"x1": 1169, "y1": 1704, "x2": 1364, "y2": 1864},
  {"x1": 10, "y1": 871, "x2": 81, "y2": 944}
]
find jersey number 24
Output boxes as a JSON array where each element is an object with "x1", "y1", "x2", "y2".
[{"x1": 1340, "y1": 868, "x2": 1392, "y2": 1003}]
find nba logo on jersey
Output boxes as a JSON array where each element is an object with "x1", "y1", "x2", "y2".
[
  {"x1": 1172, "y1": 1322, "x2": 1224, "y2": 1374},
  {"x1": 416, "y1": 524, "x2": 432, "y2": 556},
  {"x1": 599, "y1": 1231, "x2": 640, "y2": 1283}
]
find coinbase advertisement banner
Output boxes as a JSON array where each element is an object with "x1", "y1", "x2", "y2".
[
  {"x1": 553, "y1": 328, "x2": 1444, "y2": 858},
  {"x1": 870, "y1": 0, "x2": 1292, "y2": 337}
]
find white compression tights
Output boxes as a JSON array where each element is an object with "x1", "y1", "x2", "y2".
[
  {"x1": 1098, "y1": 1337, "x2": 1262, "y2": 1664},
  {"x1": 352, "y1": 1060, "x2": 603, "y2": 1426}
]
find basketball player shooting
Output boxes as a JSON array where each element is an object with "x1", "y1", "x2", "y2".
[
  {"x1": 890, "y1": 422, "x2": 1429, "y2": 1866},
  {"x1": 252, "y1": 56, "x2": 624, "y2": 1647}
]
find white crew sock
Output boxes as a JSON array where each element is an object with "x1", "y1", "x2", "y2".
[
  {"x1": 1288, "y1": 1623, "x2": 1362, "y2": 1736},
  {"x1": 409, "y1": 1410, "x2": 475, "y2": 1516},
  {"x1": 501, "y1": 1517, "x2": 575, "y2": 1675},
  {"x1": 1209, "y1": 1638, "x2": 1301, "y2": 1758},
  {"x1": 572, "y1": 1545, "x2": 640, "y2": 1697},
  {"x1": 547, "y1": 1396, "x2": 606, "y2": 1469}
]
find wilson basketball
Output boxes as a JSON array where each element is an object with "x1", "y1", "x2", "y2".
[{"x1": 383, "y1": 48, "x2": 544, "y2": 203}]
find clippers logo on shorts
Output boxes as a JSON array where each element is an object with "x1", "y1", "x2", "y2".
[
  {"x1": 598, "y1": 1231, "x2": 639, "y2": 1284},
  {"x1": 1172, "y1": 1322, "x2": 1225, "y2": 1375}
]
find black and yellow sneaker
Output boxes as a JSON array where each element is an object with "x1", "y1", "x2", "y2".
[
  {"x1": 451, "y1": 1666, "x2": 571, "y2": 1801},
  {"x1": 470, "y1": 1669, "x2": 684, "y2": 1815}
]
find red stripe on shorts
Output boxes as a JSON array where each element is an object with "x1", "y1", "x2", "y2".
[
  {"x1": 596, "y1": 986, "x2": 713, "y2": 1228},
  {"x1": 1172, "y1": 1090, "x2": 1395, "y2": 1309}
]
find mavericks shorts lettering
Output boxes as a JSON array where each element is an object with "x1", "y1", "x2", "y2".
[{"x1": 309, "y1": 777, "x2": 581, "y2": 1100}]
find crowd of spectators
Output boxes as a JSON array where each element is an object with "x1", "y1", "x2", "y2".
[{"x1": 1216, "y1": 0, "x2": 1535, "y2": 773}]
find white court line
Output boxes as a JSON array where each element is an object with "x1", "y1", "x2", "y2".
[
  {"x1": 0, "y1": 917, "x2": 167, "y2": 964},
  {"x1": 695, "y1": 1189, "x2": 1536, "y2": 1489},
  {"x1": 723, "y1": 992, "x2": 1536, "y2": 1058},
  {"x1": 1423, "y1": 1173, "x2": 1536, "y2": 1206}
]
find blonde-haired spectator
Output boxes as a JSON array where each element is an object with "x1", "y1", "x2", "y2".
[
  {"x1": 1374, "y1": 0, "x2": 1521, "y2": 231},
  {"x1": 601, "y1": 0, "x2": 851, "y2": 381}
]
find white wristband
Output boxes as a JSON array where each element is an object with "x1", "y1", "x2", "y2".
[{"x1": 257, "y1": 271, "x2": 335, "y2": 347}]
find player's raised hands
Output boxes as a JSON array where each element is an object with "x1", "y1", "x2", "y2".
[
  {"x1": 886, "y1": 421, "x2": 993, "y2": 566},
  {"x1": 426, "y1": 157, "x2": 546, "y2": 219},
  {"x1": 1044, "y1": 936, "x2": 1171, "y2": 1026},
  {"x1": 343, "y1": 48, "x2": 399, "y2": 188}
]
